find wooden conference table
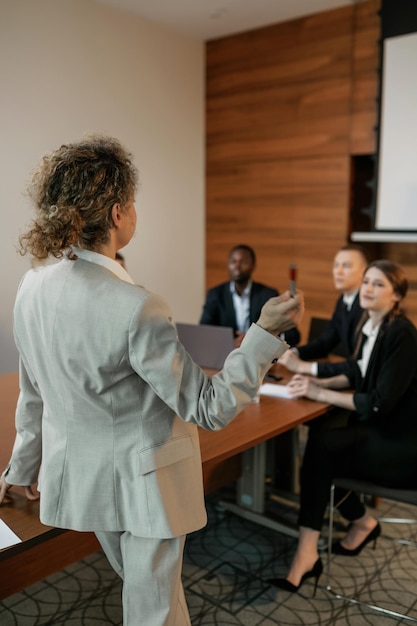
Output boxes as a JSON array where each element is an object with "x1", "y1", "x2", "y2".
[{"x1": 0, "y1": 368, "x2": 330, "y2": 599}]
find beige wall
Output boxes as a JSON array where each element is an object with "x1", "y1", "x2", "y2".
[{"x1": 0, "y1": 0, "x2": 204, "y2": 373}]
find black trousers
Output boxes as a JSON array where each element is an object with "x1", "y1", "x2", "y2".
[{"x1": 298, "y1": 410, "x2": 417, "y2": 531}]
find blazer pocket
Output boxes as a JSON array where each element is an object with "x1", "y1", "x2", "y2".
[{"x1": 137, "y1": 435, "x2": 194, "y2": 476}]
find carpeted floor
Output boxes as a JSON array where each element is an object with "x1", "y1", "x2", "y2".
[{"x1": 1, "y1": 493, "x2": 416, "y2": 625}]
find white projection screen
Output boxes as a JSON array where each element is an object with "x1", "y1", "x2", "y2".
[{"x1": 376, "y1": 31, "x2": 417, "y2": 232}]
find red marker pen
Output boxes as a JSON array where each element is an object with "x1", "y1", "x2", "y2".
[{"x1": 289, "y1": 263, "x2": 297, "y2": 297}]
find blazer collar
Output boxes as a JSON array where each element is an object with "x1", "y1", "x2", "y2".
[{"x1": 71, "y1": 246, "x2": 135, "y2": 285}]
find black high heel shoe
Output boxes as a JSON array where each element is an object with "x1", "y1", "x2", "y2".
[
  {"x1": 267, "y1": 557, "x2": 323, "y2": 596},
  {"x1": 332, "y1": 521, "x2": 381, "y2": 556}
]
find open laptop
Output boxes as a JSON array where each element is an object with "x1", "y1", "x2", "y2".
[{"x1": 176, "y1": 322, "x2": 235, "y2": 370}]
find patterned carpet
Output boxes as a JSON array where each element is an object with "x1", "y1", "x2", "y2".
[{"x1": 1, "y1": 493, "x2": 417, "y2": 625}]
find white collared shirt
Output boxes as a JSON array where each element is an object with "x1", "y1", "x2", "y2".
[
  {"x1": 72, "y1": 247, "x2": 135, "y2": 285},
  {"x1": 230, "y1": 280, "x2": 252, "y2": 333},
  {"x1": 343, "y1": 290, "x2": 358, "y2": 311},
  {"x1": 357, "y1": 317, "x2": 381, "y2": 377}
]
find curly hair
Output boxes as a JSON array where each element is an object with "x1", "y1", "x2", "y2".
[{"x1": 19, "y1": 135, "x2": 139, "y2": 263}]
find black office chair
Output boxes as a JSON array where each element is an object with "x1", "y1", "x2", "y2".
[{"x1": 326, "y1": 477, "x2": 417, "y2": 623}]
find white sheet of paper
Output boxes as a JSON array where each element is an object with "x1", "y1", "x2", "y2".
[
  {"x1": 259, "y1": 382, "x2": 292, "y2": 399},
  {"x1": 0, "y1": 518, "x2": 22, "y2": 549}
]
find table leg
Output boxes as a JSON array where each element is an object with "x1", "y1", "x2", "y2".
[{"x1": 218, "y1": 443, "x2": 300, "y2": 538}]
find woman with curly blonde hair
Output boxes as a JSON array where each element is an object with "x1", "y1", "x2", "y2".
[
  {"x1": 20, "y1": 135, "x2": 138, "y2": 262},
  {"x1": 0, "y1": 135, "x2": 303, "y2": 625}
]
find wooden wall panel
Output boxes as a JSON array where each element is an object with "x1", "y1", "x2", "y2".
[
  {"x1": 350, "y1": 0, "x2": 380, "y2": 154},
  {"x1": 205, "y1": 0, "x2": 391, "y2": 342}
]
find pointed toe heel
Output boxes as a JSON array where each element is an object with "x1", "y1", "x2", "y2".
[
  {"x1": 332, "y1": 522, "x2": 381, "y2": 556},
  {"x1": 267, "y1": 557, "x2": 323, "y2": 596}
]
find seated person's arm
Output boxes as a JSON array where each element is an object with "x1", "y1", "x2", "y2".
[
  {"x1": 279, "y1": 348, "x2": 315, "y2": 374},
  {"x1": 287, "y1": 373, "x2": 355, "y2": 411},
  {"x1": 281, "y1": 352, "x2": 354, "y2": 379},
  {"x1": 296, "y1": 307, "x2": 343, "y2": 362}
]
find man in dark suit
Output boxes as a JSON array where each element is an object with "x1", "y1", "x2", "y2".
[
  {"x1": 280, "y1": 244, "x2": 368, "y2": 377},
  {"x1": 200, "y1": 244, "x2": 300, "y2": 347}
]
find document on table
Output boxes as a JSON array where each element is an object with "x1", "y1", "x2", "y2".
[
  {"x1": 0, "y1": 518, "x2": 22, "y2": 549},
  {"x1": 259, "y1": 382, "x2": 292, "y2": 399}
]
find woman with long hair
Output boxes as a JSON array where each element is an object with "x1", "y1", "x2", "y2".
[{"x1": 269, "y1": 259, "x2": 417, "y2": 594}]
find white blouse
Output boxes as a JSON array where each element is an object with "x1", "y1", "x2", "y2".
[{"x1": 357, "y1": 317, "x2": 381, "y2": 378}]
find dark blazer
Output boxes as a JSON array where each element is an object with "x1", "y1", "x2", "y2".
[
  {"x1": 299, "y1": 315, "x2": 417, "y2": 529},
  {"x1": 348, "y1": 315, "x2": 417, "y2": 437},
  {"x1": 199, "y1": 281, "x2": 300, "y2": 347},
  {"x1": 338, "y1": 314, "x2": 417, "y2": 487},
  {"x1": 298, "y1": 293, "x2": 363, "y2": 377}
]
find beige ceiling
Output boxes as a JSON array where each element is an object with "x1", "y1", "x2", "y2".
[{"x1": 93, "y1": 0, "x2": 354, "y2": 40}]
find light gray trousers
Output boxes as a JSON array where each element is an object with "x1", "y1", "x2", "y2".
[{"x1": 96, "y1": 531, "x2": 192, "y2": 626}]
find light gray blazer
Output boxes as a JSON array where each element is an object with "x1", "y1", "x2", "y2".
[{"x1": 7, "y1": 255, "x2": 286, "y2": 539}]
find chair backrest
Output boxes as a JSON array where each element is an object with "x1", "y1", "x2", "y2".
[{"x1": 308, "y1": 316, "x2": 347, "y2": 358}]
